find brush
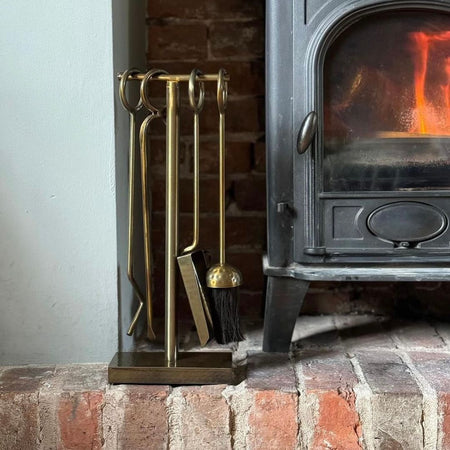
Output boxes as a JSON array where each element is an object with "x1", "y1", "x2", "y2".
[{"x1": 206, "y1": 69, "x2": 244, "y2": 344}]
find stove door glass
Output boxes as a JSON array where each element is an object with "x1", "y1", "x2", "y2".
[{"x1": 323, "y1": 11, "x2": 450, "y2": 192}]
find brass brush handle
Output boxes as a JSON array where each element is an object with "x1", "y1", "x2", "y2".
[
  {"x1": 217, "y1": 69, "x2": 228, "y2": 265},
  {"x1": 204, "y1": 69, "x2": 242, "y2": 289}
]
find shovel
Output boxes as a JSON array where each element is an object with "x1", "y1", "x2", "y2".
[{"x1": 177, "y1": 69, "x2": 213, "y2": 347}]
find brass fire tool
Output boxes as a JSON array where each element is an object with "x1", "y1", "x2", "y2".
[
  {"x1": 109, "y1": 69, "x2": 234, "y2": 385},
  {"x1": 206, "y1": 69, "x2": 243, "y2": 344},
  {"x1": 177, "y1": 69, "x2": 213, "y2": 347},
  {"x1": 119, "y1": 68, "x2": 148, "y2": 337},
  {"x1": 138, "y1": 68, "x2": 168, "y2": 340}
]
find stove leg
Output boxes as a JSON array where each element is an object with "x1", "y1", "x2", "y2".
[{"x1": 263, "y1": 276, "x2": 309, "y2": 352}]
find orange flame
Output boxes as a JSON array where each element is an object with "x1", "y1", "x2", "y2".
[{"x1": 409, "y1": 30, "x2": 450, "y2": 135}]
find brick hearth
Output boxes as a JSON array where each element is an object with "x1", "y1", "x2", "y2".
[{"x1": 2, "y1": 315, "x2": 450, "y2": 449}]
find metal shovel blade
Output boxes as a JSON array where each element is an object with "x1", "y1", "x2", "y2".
[{"x1": 178, "y1": 250, "x2": 213, "y2": 346}]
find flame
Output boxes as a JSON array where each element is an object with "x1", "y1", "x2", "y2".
[{"x1": 409, "y1": 30, "x2": 450, "y2": 135}]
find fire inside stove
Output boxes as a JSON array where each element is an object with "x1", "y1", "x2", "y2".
[
  {"x1": 410, "y1": 30, "x2": 450, "y2": 135},
  {"x1": 323, "y1": 11, "x2": 450, "y2": 191}
]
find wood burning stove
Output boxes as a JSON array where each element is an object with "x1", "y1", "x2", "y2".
[{"x1": 263, "y1": 0, "x2": 450, "y2": 352}]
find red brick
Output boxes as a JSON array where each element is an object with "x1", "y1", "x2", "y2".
[
  {"x1": 337, "y1": 316, "x2": 395, "y2": 350},
  {"x1": 103, "y1": 385, "x2": 170, "y2": 449},
  {"x1": 314, "y1": 392, "x2": 362, "y2": 450},
  {"x1": 150, "y1": 253, "x2": 265, "y2": 319},
  {"x1": 149, "y1": 136, "x2": 187, "y2": 166},
  {"x1": 247, "y1": 352, "x2": 296, "y2": 392},
  {"x1": 443, "y1": 393, "x2": 450, "y2": 449},
  {"x1": 50, "y1": 364, "x2": 107, "y2": 392},
  {"x1": 214, "y1": 60, "x2": 265, "y2": 97},
  {"x1": 151, "y1": 178, "x2": 231, "y2": 213},
  {"x1": 303, "y1": 282, "x2": 396, "y2": 315},
  {"x1": 227, "y1": 215, "x2": 266, "y2": 248},
  {"x1": 414, "y1": 282, "x2": 450, "y2": 319},
  {"x1": 148, "y1": 0, "x2": 209, "y2": 19},
  {"x1": 152, "y1": 213, "x2": 265, "y2": 251},
  {"x1": 356, "y1": 351, "x2": 421, "y2": 395},
  {"x1": 210, "y1": 21, "x2": 265, "y2": 59},
  {"x1": 38, "y1": 364, "x2": 107, "y2": 449},
  {"x1": 393, "y1": 282, "x2": 450, "y2": 320},
  {"x1": 247, "y1": 390, "x2": 298, "y2": 449},
  {"x1": 356, "y1": 351, "x2": 423, "y2": 447},
  {"x1": 149, "y1": 137, "x2": 166, "y2": 164},
  {"x1": 239, "y1": 291, "x2": 264, "y2": 317},
  {"x1": 234, "y1": 176, "x2": 266, "y2": 211},
  {"x1": 151, "y1": 213, "x2": 220, "y2": 251},
  {"x1": 144, "y1": 96, "x2": 264, "y2": 137},
  {"x1": 227, "y1": 252, "x2": 264, "y2": 291},
  {"x1": 0, "y1": 366, "x2": 54, "y2": 392},
  {"x1": 434, "y1": 321, "x2": 450, "y2": 346},
  {"x1": 301, "y1": 288, "x2": 353, "y2": 314},
  {"x1": 293, "y1": 316, "x2": 341, "y2": 351},
  {"x1": 299, "y1": 352, "x2": 358, "y2": 391},
  {"x1": 175, "y1": 385, "x2": 231, "y2": 448},
  {"x1": 199, "y1": 141, "x2": 252, "y2": 174},
  {"x1": 296, "y1": 352, "x2": 362, "y2": 449},
  {"x1": 408, "y1": 352, "x2": 450, "y2": 392},
  {"x1": 0, "y1": 392, "x2": 39, "y2": 450},
  {"x1": 253, "y1": 141, "x2": 266, "y2": 172},
  {"x1": 58, "y1": 391, "x2": 103, "y2": 450},
  {"x1": 199, "y1": 97, "x2": 264, "y2": 134},
  {"x1": 408, "y1": 352, "x2": 450, "y2": 448},
  {"x1": 0, "y1": 366, "x2": 54, "y2": 449},
  {"x1": 389, "y1": 320, "x2": 446, "y2": 349},
  {"x1": 147, "y1": 24, "x2": 207, "y2": 60},
  {"x1": 179, "y1": 177, "x2": 230, "y2": 214},
  {"x1": 148, "y1": 0, "x2": 264, "y2": 20}
]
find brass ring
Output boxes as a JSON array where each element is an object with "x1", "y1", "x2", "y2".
[
  {"x1": 217, "y1": 68, "x2": 228, "y2": 114},
  {"x1": 119, "y1": 68, "x2": 143, "y2": 113},
  {"x1": 188, "y1": 68, "x2": 205, "y2": 114},
  {"x1": 140, "y1": 68, "x2": 168, "y2": 114}
]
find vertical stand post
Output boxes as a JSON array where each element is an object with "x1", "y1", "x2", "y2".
[{"x1": 165, "y1": 81, "x2": 179, "y2": 366}]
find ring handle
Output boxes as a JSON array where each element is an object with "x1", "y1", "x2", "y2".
[
  {"x1": 188, "y1": 68, "x2": 205, "y2": 114},
  {"x1": 119, "y1": 68, "x2": 143, "y2": 113},
  {"x1": 140, "y1": 68, "x2": 168, "y2": 114},
  {"x1": 217, "y1": 68, "x2": 228, "y2": 114}
]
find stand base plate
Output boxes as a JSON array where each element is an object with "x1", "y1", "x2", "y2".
[{"x1": 108, "y1": 351, "x2": 234, "y2": 385}]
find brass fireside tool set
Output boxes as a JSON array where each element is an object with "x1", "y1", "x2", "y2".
[{"x1": 108, "y1": 69, "x2": 243, "y2": 385}]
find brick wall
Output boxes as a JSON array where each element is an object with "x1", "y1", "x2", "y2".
[
  {"x1": 145, "y1": 0, "x2": 450, "y2": 320},
  {"x1": 146, "y1": 0, "x2": 266, "y2": 318}
]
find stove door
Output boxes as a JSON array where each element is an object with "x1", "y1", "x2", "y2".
[{"x1": 318, "y1": 9, "x2": 450, "y2": 261}]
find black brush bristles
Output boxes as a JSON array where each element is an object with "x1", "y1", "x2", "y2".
[{"x1": 209, "y1": 288, "x2": 244, "y2": 344}]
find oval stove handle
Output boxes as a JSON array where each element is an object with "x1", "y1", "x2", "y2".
[{"x1": 297, "y1": 111, "x2": 318, "y2": 154}]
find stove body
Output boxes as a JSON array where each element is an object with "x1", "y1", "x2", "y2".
[{"x1": 264, "y1": 0, "x2": 450, "y2": 351}]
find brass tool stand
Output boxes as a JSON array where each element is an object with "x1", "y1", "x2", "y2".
[{"x1": 109, "y1": 70, "x2": 234, "y2": 385}]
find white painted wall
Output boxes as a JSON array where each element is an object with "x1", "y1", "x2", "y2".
[{"x1": 0, "y1": 0, "x2": 144, "y2": 364}]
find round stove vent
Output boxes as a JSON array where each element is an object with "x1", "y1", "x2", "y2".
[{"x1": 367, "y1": 201, "x2": 447, "y2": 244}]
